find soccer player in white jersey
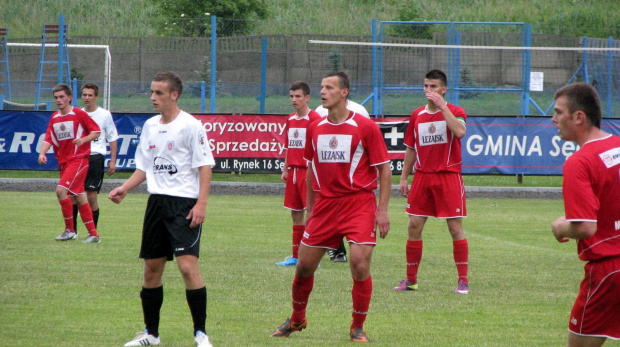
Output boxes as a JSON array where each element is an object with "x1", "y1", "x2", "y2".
[
  {"x1": 109, "y1": 72, "x2": 215, "y2": 347},
  {"x1": 394, "y1": 69, "x2": 470, "y2": 294},
  {"x1": 270, "y1": 72, "x2": 391, "y2": 343},
  {"x1": 550, "y1": 82, "x2": 620, "y2": 347},
  {"x1": 276, "y1": 81, "x2": 321, "y2": 266},
  {"x1": 316, "y1": 98, "x2": 369, "y2": 263},
  {"x1": 71, "y1": 83, "x2": 118, "y2": 234}
]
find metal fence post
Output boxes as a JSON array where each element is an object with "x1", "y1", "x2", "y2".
[
  {"x1": 260, "y1": 37, "x2": 267, "y2": 114},
  {"x1": 210, "y1": 15, "x2": 217, "y2": 113},
  {"x1": 201, "y1": 81, "x2": 206, "y2": 113}
]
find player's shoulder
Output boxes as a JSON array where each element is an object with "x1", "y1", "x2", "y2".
[
  {"x1": 410, "y1": 105, "x2": 426, "y2": 117},
  {"x1": 308, "y1": 110, "x2": 322, "y2": 120},
  {"x1": 73, "y1": 107, "x2": 90, "y2": 117},
  {"x1": 448, "y1": 104, "x2": 467, "y2": 117}
]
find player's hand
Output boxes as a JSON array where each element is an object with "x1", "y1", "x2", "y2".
[
  {"x1": 187, "y1": 204, "x2": 206, "y2": 228},
  {"x1": 108, "y1": 187, "x2": 127, "y2": 204},
  {"x1": 107, "y1": 163, "x2": 116, "y2": 176},
  {"x1": 425, "y1": 91, "x2": 447, "y2": 109},
  {"x1": 73, "y1": 138, "x2": 85, "y2": 146},
  {"x1": 376, "y1": 210, "x2": 390, "y2": 239},
  {"x1": 281, "y1": 170, "x2": 288, "y2": 183},
  {"x1": 551, "y1": 216, "x2": 570, "y2": 243},
  {"x1": 38, "y1": 154, "x2": 47, "y2": 165},
  {"x1": 398, "y1": 178, "x2": 409, "y2": 197}
]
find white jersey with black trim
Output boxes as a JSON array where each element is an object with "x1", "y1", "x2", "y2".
[
  {"x1": 83, "y1": 107, "x2": 119, "y2": 156},
  {"x1": 315, "y1": 99, "x2": 370, "y2": 118},
  {"x1": 135, "y1": 111, "x2": 215, "y2": 198}
]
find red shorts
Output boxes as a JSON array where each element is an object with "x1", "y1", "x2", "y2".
[
  {"x1": 283, "y1": 166, "x2": 308, "y2": 211},
  {"x1": 302, "y1": 190, "x2": 377, "y2": 249},
  {"x1": 58, "y1": 157, "x2": 89, "y2": 196},
  {"x1": 568, "y1": 256, "x2": 620, "y2": 339},
  {"x1": 406, "y1": 171, "x2": 466, "y2": 218}
]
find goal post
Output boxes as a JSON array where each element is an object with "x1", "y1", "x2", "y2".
[{"x1": 7, "y1": 42, "x2": 111, "y2": 110}]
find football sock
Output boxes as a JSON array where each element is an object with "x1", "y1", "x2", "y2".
[
  {"x1": 291, "y1": 274, "x2": 314, "y2": 323},
  {"x1": 351, "y1": 275, "x2": 372, "y2": 329},
  {"x1": 140, "y1": 286, "x2": 163, "y2": 338},
  {"x1": 78, "y1": 203, "x2": 98, "y2": 237},
  {"x1": 59, "y1": 198, "x2": 75, "y2": 232},
  {"x1": 406, "y1": 240, "x2": 423, "y2": 283},
  {"x1": 186, "y1": 287, "x2": 207, "y2": 335},
  {"x1": 72, "y1": 204, "x2": 79, "y2": 232},
  {"x1": 292, "y1": 225, "x2": 304, "y2": 259},
  {"x1": 453, "y1": 239, "x2": 469, "y2": 282},
  {"x1": 92, "y1": 209, "x2": 99, "y2": 228}
]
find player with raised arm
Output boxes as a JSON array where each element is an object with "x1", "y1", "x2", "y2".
[
  {"x1": 276, "y1": 81, "x2": 321, "y2": 266},
  {"x1": 394, "y1": 69, "x2": 469, "y2": 294},
  {"x1": 550, "y1": 82, "x2": 620, "y2": 347},
  {"x1": 38, "y1": 84, "x2": 101, "y2": 243},
  {"x1": 270, "y1": 72, "x2": 391, "y2": 343},
  {"x1": 109, "y1": 72, "x2": 215, "y2": 347}
]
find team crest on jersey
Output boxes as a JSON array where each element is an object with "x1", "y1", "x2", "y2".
[
  {"x1": 60, "y1": 123, "x2": 66, "y2": 131},
  {"x1": 428, "y1": 123, "x2": 437, "y2": 134},
  {"x1": 167, "y1": 141, "x2": 174, "y2": 150},
  {"x1": 329, "y1": 136, "x2": 338, "y2": 149},
  {"x1": 199, "y1": 134, "x2": 206, "y2": 149},
  {"x1": 293, "y1": 129, "x2": 299, "y2": 139}
]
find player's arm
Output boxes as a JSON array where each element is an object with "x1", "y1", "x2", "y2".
[
  {"x1": 187, "y1": 165, "x2": 212, "y2": 228},
  {"x1": 305, "y1": 161, "x2": 316, "y2": 225},
  {"x1": 439, "y1": 103, "x2": 466, "y2": 139},
  {"x1": 398, "y1": 146, "x2": 417, "y2": 197},
  {"x1": 38, "y1": 141, "x2": 52, "y2": 165},
  {"x1": 551, "y1": 217, "x2": 597, "y2": 243},
  {"x1": 108, "y1": 169, "x2": 146, "y2": 204},
  {"x1": 376, "y1": 162, "x2": 391, "y2": 239},
  {"x1": 73, "y1": 131, "x2": 101, "y2": 146},
  {"x1": 281, "y1": 149, "x2": 289, "y2": 183},
  {"x1": 107, "y1": 140, "x2": 118, "y2": 175}
]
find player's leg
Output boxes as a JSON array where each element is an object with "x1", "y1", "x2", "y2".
[
  {"x1": 447, "y1": 217, "x2": 469, "y2": 293},
  {"x1": 348, "y1": 243, "x2": 373, "y2": 342},
  {"x1": 278, "y1": 167, "x2": 306, "y2": 266},
  {"x1": 290, "y1": 209, "x2": 304, "y2": 258},
  {"x1": 84, "y1": 154, "x2": 104, "y2": 228},
  {"x1": 394, "y1": 215, "x2": 426, "y2": 290},
  {"x1": 567, "y1": 333, "x2": 606, "y2": 347},
  {"x1": 176, "y1": 254, "x2": 208, "y2": 342},
  {"x1": 74, "y1": 193, "x2": 99, "y2": 241},
  {"x1": 128, "y1": 257, "x2": 167, "y2": 346},
  {"x1": 87, "y1": 190, "x2": 99, "y2": 226}
]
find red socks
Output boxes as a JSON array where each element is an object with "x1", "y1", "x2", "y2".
[
  {"x1": 453, "y1": 239, "x2": 469, "y2": 282},
  {"x1": 406, "y1": 240, "x2": 423, "y2": 283},
  {"x1": 291, "y1": 274, "x2": 314, "y2": 323},
  {"x1": 59, "y1": 198, "x2": 75, "y2": 232},
  {"x1": 292, "y1": 225, "x2": 304, "y2": 259},
  {"x1": 78, "y1": 203, "x2": 99, "y2": 237},
  {"x1": 351, "y1": 276, "x2": 372, "y2": 329}
]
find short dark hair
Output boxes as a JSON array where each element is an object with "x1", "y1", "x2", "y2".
[
  {"x1": 81, "y1": 83, "x2": 99, "y2": 96},
  {"x1": 325, "y1": 71, "x2": 350, "y2": 93},
  {"x1": 52, "y1": 83, "x2": 72, "y2": 96},
  {"x1": 153, "y1": 71, "x2": 183, "y2": 96},
  {"x1": 425, "y1": 69, "x2": 448, "y2": 86},
  {"x1": 289, "y1": 81, "x2": 310, "y2": 95},
  {"x1": 554, "y1": 82, "x2": 602, "y2": 128}
]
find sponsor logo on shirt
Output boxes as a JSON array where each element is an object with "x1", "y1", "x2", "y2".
[
  {"x1": 53, "y1": 121, "x2": 75, "y2": 141},
  {"x1": 153, "y1": 156, "x2": 178, "y2": 175},
  {"x1": 418, "y1": 121, "x2": 447, "y2": 146},
  {"x1": 288, "y1": 128, "x2": 306, "y2": 148},
  {"x1": 316, "y1": 134, "x2": 352, "y2": 163},
  {"x1": 199, "y1": 133, "x2": 206, "y2": 149},
  {"x1": 167, "y1": 141, "x2": 174, "y2": 150},
  {"x1": 599, "y1": 147, "x2": 620, "y2": 168}
]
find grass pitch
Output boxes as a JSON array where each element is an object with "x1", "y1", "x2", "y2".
[{"x1": 1, "y1": 192, "x2": 616, "y2": 347}]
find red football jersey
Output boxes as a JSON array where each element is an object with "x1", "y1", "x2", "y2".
[
  {"x1": 284, "y1": 110, "x2": 321, "y2": 168},
  {"x1": 403, "y1": 104, "x2": 467, "y2": 173},
  {"x1": 43, "y1": 107, "x2": 101, "y2": 164},
  {"x1": 304, "y1": 111, "x2": 390, "y2": 198},
  {"x1": 562, "y1": 134, "x2": 620, "y2": 261}
]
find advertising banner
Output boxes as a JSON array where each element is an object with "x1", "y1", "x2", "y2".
[{"x1": 2, "y1": 111, "x2": 619, "y2": 175}]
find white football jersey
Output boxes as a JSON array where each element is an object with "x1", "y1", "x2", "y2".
[
  {"x1": 135, "y1": 111, "x2": 215, "y2": 198},
  {"x1": 83, "y1": 107, "x2": 119, "y2": 155}
]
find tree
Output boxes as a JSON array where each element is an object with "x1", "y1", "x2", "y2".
[{"x1": 154, "y1": 0, "x2": 270, "y2": 37}]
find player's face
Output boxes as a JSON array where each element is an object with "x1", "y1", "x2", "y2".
[
  {"x1": 424, "y1": 78, "x2": 447, "y2": 98},
  {"x1": 320, "y1": 76, "x2": 347, "y2": 110},
  {"x1": 150, "y1": 81, "x2": 178, "y2": 113},
  {"x1": 81, "y1": 88, "x2": 98, "y2": 109},
  {"x1": 53, "y1": 90, "x2": 72, "y2": 113},
  {"x1": 552, "y1": 96, "x2": 577, "y2": 141},
  {"x1": 289, "y1": 89, "x2": 309, "y2": 111}
]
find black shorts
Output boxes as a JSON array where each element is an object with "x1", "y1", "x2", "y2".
[
  {"x1": 140, "y1": 194, "x2": 202, "y2": 260},
  {"x1": 84, "y1": 154, "x2": 105, "y2": 193}
]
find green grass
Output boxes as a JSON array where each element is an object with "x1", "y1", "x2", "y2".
[
  {"x1": 2, "y1": 192, "x2": 617, "y2": 346},
  {"x1": 0, "y1": 170, "x2": 563, "y2": 187}
]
